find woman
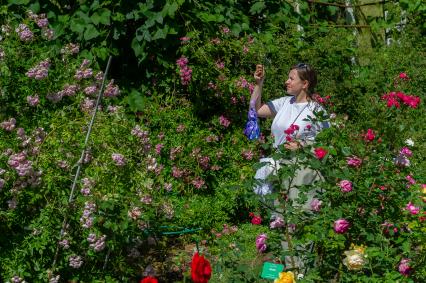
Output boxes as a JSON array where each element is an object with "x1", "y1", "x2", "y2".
[
  {"x1": 251, "y1": 63, "x2": 328, "y2": 273},
  {"x1": 251, "y1": 63, "x2": 329, "y2": 272},
  {"x1": 251, "y1": 63, "x2": 328, "y2": 197}
]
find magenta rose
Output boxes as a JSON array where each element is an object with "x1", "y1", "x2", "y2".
[
  {"x1": 255, "y1": 233, "x2": 268, "y2": 252},
  {"x1": 334, "y1": 219, "x2": 350, "y2": 234},
  {"x1": 339, "y1": 180, "x2": 353, "y2": 193}
]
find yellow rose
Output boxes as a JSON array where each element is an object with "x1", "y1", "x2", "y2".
[{"x1": 274, "y1": 271, "x2": 296, "y2": 283}]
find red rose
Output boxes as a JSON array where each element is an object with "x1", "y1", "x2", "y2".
[
  {"x1": 363, "y1": 128, "x2": 375, "y2": 142},
  {"x1": 140, "y1": 276, "x2": 158, "y2": 283},
  {"x1": 251, "y1": 215, "x2": 262, "y2": 225},
  {"x1": 191, "y1": 252, "x2": 212, "y2": 283},
  {"x1": 314, "y1": 147, "x2": 328, "y2": 160}
]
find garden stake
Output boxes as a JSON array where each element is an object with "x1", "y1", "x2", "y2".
[{"x1": 51, "y1": 56, "x2": 113, "y2": 271}]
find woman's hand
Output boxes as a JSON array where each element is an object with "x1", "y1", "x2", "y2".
[
  {"x1": 284, "y1": 141, "x2": 301, "y2": 151},
  {"x1": 254, "y1": 64, "x2": 265, "y2": 85}
]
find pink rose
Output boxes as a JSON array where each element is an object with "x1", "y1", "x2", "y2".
[
  {"x1": 405, "y1": 202, "x2": 420, "y2": 215},
  {"x1": 334, "y1": 219, "x2": 350, "y2": 234},
  {"x1": 339, "y1": 180, "x2": 353, "y2": 193},
  {"x1": 398, "y1": 258, "x2": 411, "y2": 276},
  {"x1": 347, "y1": 156, "x2": 362, "y2": 167},
  {"x1": 255, "y1": 233, "x2": 267, "y2": 252},
  {"x1": 310, "y1": 198, "x2": 322, "y2": 212},
  {"x1": 399, "y1": 147, "x2": 412, "y2": 157},
  {"x1": 314, "y1": 147, "x2": 328, "y2": 160}
]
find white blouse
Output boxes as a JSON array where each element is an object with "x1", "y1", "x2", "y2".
[{"x1": 267, "y1": 96, "x2": 329, "y2": 148}]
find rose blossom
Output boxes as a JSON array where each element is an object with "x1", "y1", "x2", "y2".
[
  {"x1": 270, "y1": 216, "x2": 285, "y2": 229},
  {"x1": 398, "y1": 258, "x2": 411, "y2": 276},
  {"x1": 310, "y1": 198, "x2": 322, "y2": 212},
  {"x1": 219, "y1": 115, "x2": 230, "y2": 128},
  {"x1": 363, "y1": 129, "x2": 375, "y2": 142},
  {"x1": 27, "y1": 95, "x2": 40, "y2": 106},
  {"x1": 334, "y1": 219, "x2": 350, "y2": 234},
  {"x1": 314, "y1": 147, "x2": 327, "y2": 159},
  {"x1": 399, "y1": 147, "x2": 412, "y2": 157},
  {"x1": 251, "y1": 215, "x2": 262, "y2": 225},
  {"x1": 339, "y1": 180, "x2": 353, "y2": 193},
  {"x1": 399, "y1": 72, "x2": 409, "y2": 80},
  {"x1": 405, "y1": 202, "x2": 420, "y2": 215},
  {"x1": 255, "y1": 233, "x2": 267, "y2": 252},
  {"x1": 347, "y1": 156, "x2": 362, "y2": 167}
]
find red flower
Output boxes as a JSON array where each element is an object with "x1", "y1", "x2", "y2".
[
  {"x1": 314, "y1": 147, "x2": 328, "y2": 160},
  {"x1": 363, "y1": 128, "x2": 375, "y2": 142},
  {"x1": 191, "y1": 252, "x2": 212, "y2": 283},
  {"x1": 251, "y1": 215, "x2": 262, "y2": 225},
  {"x1": 399, "y1": 72, "x2": 409, "y2": 80},
  {"x1": 140, "y1": 276, "x2": 158, "y2": 283}
]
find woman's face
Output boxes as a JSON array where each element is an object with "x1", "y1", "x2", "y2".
[{"x1": 285, "y1": 69, "x2": 307, "y2": 96}]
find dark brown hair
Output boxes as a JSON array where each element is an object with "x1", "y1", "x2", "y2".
[{"x1": 291, "y1": 63, "x2": 317, "y2": 97}]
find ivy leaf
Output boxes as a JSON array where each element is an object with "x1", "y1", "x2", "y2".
[{"x1": 84, "y1": 24, "x2": 100, "y2": 41}]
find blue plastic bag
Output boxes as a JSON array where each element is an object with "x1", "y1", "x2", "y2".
[{"x1": 244, "y1": 104, "x2": 260, "y2": 140}]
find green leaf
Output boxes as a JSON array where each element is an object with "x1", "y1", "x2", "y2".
[
  {"x1": 166, "y1": 2, "x2": 178, "y2": 18},
  {"x1": 84, "y1": 24, "x2": 100, "y2": 41},
  {"x1": 29, "y1": 2, "x2": 40, "y2": 13},
  {"x1": 75, "y1": 11, "x2": 91, "y2": 24},
  {"x1": 93, "y1": 47, "x2": 109, "y2": 60},
  {"x1": 126, "y1": 89, "x2": 146, "y2": 112},
  {"x1": 231, "y1": 23, "x2": 241, "y2": 35},
  {"x1": 8, "y1": 0, "x2": 30, "y2": 5},
  {"x1": 155, "y1": 13, "x2": 163, "y2": 24},
  {"x1": 90, "y1": 8, "x2": 111, "y2": 25},
  {"x1": 250, "y1": 1, "x2": 266, "y2": 15},
  {"x1": 69, "y1": 18, "x2": 86, "y2": 34},
  {"x1": 341, "y1": 147, "x2": 352, "y2": 156},
  {"x1": 131, "y1": 38, "x2": 147, "y2": 60},
  {"x1": 98, "y1": 8, "x2": 111, "y2": 25},
  {"x1": 152, "y1": 26, "x2": 168, "y2": 40},
  {"x1": 135, "y1": 26, "x2": 152, "y2": 42}
]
